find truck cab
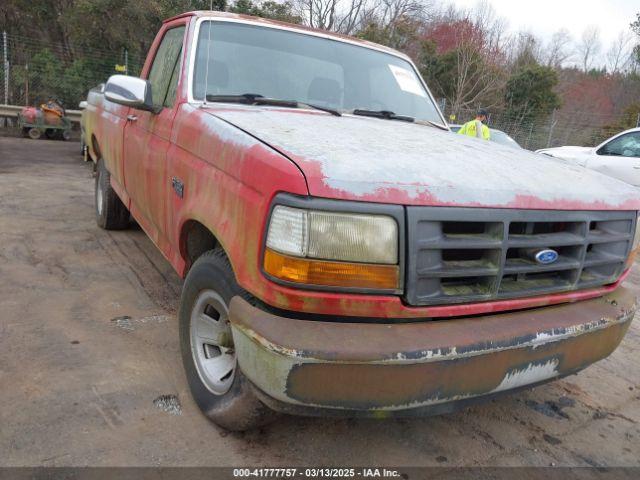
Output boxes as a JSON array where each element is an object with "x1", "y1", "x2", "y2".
[{"x1": 84, "y1": 11, "x2": 640, "y2": 431}]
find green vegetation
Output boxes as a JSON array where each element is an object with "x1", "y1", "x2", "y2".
[
  {"x1": 229, "y1": 0, "x2": 301, "y2": 23},
  {"x1": 504, "y1": 65, "x2": 561, "y2": 124},
  {"x1": 1, "y1": 1, "x2": 639, "y2": 150}
]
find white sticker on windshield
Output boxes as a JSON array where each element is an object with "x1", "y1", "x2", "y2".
[{"x1": 388, "y1": 64, "x2": 426, "y2": 97}]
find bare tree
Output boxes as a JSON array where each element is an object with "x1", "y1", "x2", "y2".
[
  {"x1": 509, "y1": 31, "x2": 542, "y2": 68},
  {"x1": 471, "y1": 0, "x2": 507, "y2": 50},
  {"x1": 437, "y1": 2, "x2": 508, "y2": 113},
  {"x1": 377, "y1": 0, "x2": 429, "y2": 28},
  {"x1": 294, "y1": 0, "x2": 369, "y2": 34},
  {"x1": 371, "y1": 0, "x2": 431, "y2": 45},
  {"x1": 577, "y1": 25, "x2": 602, "y2": 72},
  {"x1": 606, "y1": 31, "x2": 634, "y2": 74},
  {"x1": 545, "y1": 29, "x2": 573, "y2": 68},
  {"x1": 450, "y1": 43, "x2": 507, "y2": 113}
]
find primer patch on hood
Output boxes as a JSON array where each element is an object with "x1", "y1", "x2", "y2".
[{"x1": 207, "y1": 106, "x2": 640, "y2": 209}]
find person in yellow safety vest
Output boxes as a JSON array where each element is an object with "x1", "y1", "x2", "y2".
[{"x1": 457, "y1": 109, "x2": 491, "y2": 140}]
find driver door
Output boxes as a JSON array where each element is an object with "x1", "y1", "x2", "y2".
[
  {"x1": 588, "y1": 131, "x2": 640, "y2": 187},
  {"x1": 122, "y1": 23, "x2": 186, "y2": 248}
]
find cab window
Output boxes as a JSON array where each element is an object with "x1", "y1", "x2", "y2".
[
  {"x1": 164, "y1": 51, "x2": 182, "y2": 108},
  {"x1": 597, "y1": 132, "x2": 640, "y2": 158},
  {"x1": 147, "y1": 26, "x2": 185, "y2": 109}
]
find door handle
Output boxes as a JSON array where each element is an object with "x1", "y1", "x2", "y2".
[
  {"x1": 127, "y1": 114, "x2": 138, "y2": 122},
  {"x1": 633, "y1": 166, "x2": 640, "y2": 170}
]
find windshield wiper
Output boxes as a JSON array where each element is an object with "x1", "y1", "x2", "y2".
[
  {"x1": 350, "y1": 109, "x2": 414, "y2": 123},
  {"x1": 205, "y1": 93, "x2": 341, "y2": 116},
  {"x1": 297, "y1": 101, "x2": 341, "y2": 117},
  {"x1": 415, "y1": 118, "x2": 450, "y2": 131},
  {"x1": 350, "y1": 108, "x2": 449, "y2": 130}
]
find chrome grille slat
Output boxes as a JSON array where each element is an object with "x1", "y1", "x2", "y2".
[{"x1": 405, "y1": 208, "x2": 636, "y2": 306}]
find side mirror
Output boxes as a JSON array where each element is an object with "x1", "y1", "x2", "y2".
[
  {"x1": 78, "y1": 101, "x2": 88, "y2": 109},
  {"x1": 104, "y1": 74, "x2": 155, "y2": 112}
]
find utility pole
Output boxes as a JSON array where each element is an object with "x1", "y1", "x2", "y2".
[
  {"x1": 24, "y1": 63, "x2": 29, "y2": 105},
  {"x1": 525, "y1": 123, "x2": 534, "y2": 150},
  {"x1": 546, "y1": 109, "x2": 558, "y2": 148},
  {"x1": 3, "y1": 31, "x2": 8, "y2": 105},
  {"x1": 636, "y1": 113, "x2": 640, "y2": 128},
  {"x1": 124, "y1": 49, "x2": 128, "y2": 75}
]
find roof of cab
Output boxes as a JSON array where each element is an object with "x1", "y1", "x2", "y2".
[{"x1": 163, "y1": 10, "x2": 409, "y2": 60}]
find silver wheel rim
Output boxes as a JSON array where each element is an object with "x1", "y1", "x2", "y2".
[
  {"x1": 96, "y1": 171, "x2": 104, "y2": 216},
  {"x1": 190, "y1": 289, "x2": 236, "y2": 395}
]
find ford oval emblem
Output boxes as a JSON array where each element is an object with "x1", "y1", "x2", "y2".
[{"x1": 535, "y1": 249, "x2": 559, "y2": 264}]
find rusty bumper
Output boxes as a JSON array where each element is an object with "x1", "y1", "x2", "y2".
[{"x1": 228, "y1": 288, "x2": 637, "y2": 417}]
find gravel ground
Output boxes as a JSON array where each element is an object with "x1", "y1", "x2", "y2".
[{"x1": 1, "y1": 136, "x2": 639, "y2": 467}]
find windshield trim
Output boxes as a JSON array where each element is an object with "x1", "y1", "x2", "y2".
[{"x1": 186, "y1": 16, "x2": 448, "y2": 128}]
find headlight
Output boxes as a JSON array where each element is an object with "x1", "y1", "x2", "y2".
[{"x1": 264, "y1": 205, "x2": 400, "y2": 291}]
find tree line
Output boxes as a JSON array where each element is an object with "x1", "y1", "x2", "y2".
[{"x1": 2, "y1": 0, "x2": 640, "y2": 145}]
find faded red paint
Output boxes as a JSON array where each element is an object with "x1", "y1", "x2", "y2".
[
  {"x1": 84, "y1": 12, "x2": 640, "y2": 321},
  {"x1": 245, "y1": 268, "x2": 631, "y2": 319}
]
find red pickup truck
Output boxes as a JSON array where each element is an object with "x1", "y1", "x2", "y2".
[{"x1": 84, "y1": 11, "x2": 640, "y2": 431}]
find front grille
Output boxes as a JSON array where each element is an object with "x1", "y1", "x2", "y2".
[{"x1": 405, "y1": 208, "x2": 636, "y2": 306}]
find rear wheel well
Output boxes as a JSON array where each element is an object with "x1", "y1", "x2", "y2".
[
  {"x1": 91, "y1": 134, "x2": 101, "y2": 162},
  {"x1": 181, "y1": 220, "x2": 219, "y2": 271}
]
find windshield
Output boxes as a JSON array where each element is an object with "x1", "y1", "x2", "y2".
[{"x1": 192, "y1": 21, "x2": 444, "y2": 124}]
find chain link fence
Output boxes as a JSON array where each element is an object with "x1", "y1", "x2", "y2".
[
  {"x1": 2, "y1": 30, "x2": 639, "y2": 150},
  {"x1": 1, "y1": 31, "x2": 144, "y2": 111},
  {"x1": 443, "y1": 105, "x2": 640, "y2": 151}
]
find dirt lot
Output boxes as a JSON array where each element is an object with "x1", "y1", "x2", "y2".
[{"x1": 1, "y1": 136, "x2": 640, "y2": 467}]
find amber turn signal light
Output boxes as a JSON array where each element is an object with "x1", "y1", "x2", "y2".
[{"x1": 264, "y1": 248, "x2": 400, "y2": 290}]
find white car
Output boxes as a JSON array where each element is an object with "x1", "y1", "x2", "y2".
[
  {"x1": 450, "y1": 124, "x2": 522, "y2": 149},
  {"x1": 537, "y1": 127, "x2": 640, "y2": 187}
]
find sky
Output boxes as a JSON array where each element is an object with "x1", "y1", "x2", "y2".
[{"x1": 449, "y1": 0, "x2": 638, "y2": 52}]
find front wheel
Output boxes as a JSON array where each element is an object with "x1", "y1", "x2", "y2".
[
  {"x1": 179, "y1": 248, "x2": 274, "y2": 431},
  {"x1": 95, "y1": 158, "x2": 129, "y2": 230}
]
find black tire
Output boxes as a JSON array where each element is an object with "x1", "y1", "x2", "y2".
[
  {"x1": 95, "y1": 158, "x2": 130, "y2": 230},
  {"x1": 179, "y1": 248, "x2": 275, "y2": 431},
  {"x1": 28, "y1": 128, "x2": 41, "y2": 140}
]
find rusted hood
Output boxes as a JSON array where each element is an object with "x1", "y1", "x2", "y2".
[{"x1": 208, "y1": 106, "x2": 640, "y2": 210}]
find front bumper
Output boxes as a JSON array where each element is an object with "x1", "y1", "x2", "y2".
[{"x1": 228, "y1": 288, "x2": 637, "y2": 417}]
